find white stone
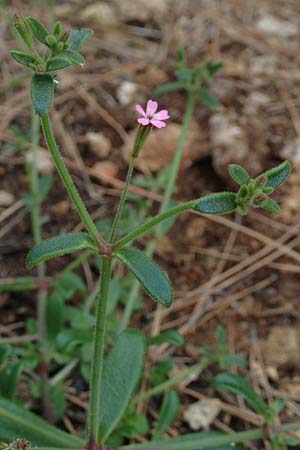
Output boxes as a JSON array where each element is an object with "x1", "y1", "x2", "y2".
[
  {"x1": 0, "y1": 190, "x2": 14, "y2": 207},
  {"x1": 117, "y1": 81, "x2": 137, "y2": 106},
  {"x1": 86, "y1": 132, "x2": 112, "y2": 158},
  {"x1": 25, "y1": 149, "x2": 54, "y2": 175},
  {"x1": 183, "y1": 399, "x2": 221, "y2": 430},
  {"x1": 256, "y1": 15, "x2": 298, "y2": 38}
]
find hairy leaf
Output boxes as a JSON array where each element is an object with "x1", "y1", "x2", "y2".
[
  {"x1": 0, "y1": 396, "x2": 83, "y2": 446},
  {"x1": 119, "y1": 431, "x2": 244, "y2": 450},
  {"x1": 198, "y1": 87, "x2": 219, "y2": 111},
  {"x1": 63, "y1": 49, "x2": 85, "y2": 65},
  {"x1": 154, "y1": 81, "x2": 187, "y2": 96},
  {"x1": 27, "y1": 17, "x2": 49, "y2": 45},
  {"x1": 153, "y1": 390, "x2": 180, "y2": 439},
  {"x1": 261, "y1": 161, "x2": 291, "y2": 189},
  {"x1": 26, "y1": 232, "x2": 97, "y2": 268},
  {"x1": 212, "y1": 373, "x2": 270, "y2": 417},
  {"x1": 10, "y1": 50, "x2": 37, "y2": 69},
  {"x1": 31, "y1": 73, "x2": 54, "y2": 115},
  {"x1": 115, "y1": 247, "x2": 173, "y2": 308},
  {"x1": 228, "y1": 164, "x2": 250, "y2": 186},
  {"x1": 67, "y1": 28, "x2": 93, "y2": 50},
  {"x1": 195, "y1": 192, "x2": 237, "y2": 215},
  {"x1": 46, "y1": 57, "x2": 72, "y2": 71},
  {"x1": 147, "y1": 330, "x2": 184, "y2": 348},
  {"x1": 260, "y1": 197, "x2": 280, "y2": 214},
  {"x1": 99, "y1": 329, "x2": 145, "y2": 442},
  {"x1": 0, "y1": 361, "x2": 22, "y2": 400}
]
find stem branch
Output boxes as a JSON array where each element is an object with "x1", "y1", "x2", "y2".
[{"x1": 40, "y1": 113, "x2": 101, "y2": 246}]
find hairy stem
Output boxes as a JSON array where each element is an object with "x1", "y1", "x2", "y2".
[
  {"x1": 133, "y1": 358, "x2": 209, "y2": 404},
  {"x1": 88, "y1": 257, "x2": 112, "y2": 443},
  {"x1": 114, "y1": 200, "x2": 196, "y2": 251},
  {"x1": 109, "y1": 156, "x2": 136, "y2": 243},
  {"x1": 40, "y1": 113, "x2": 101, "y2": 246}
]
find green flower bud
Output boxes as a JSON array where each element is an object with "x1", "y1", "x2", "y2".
[
  {"x1": 132, "y1": 125, "x2": 152, "y2": 157},
  {"x1": 45, "y1": 34, "x2": 57, "y2": 47},
  {"x1": 60, "y1": 30, "x2": 70, "y2": 43},
  {"x1": 52, "y1": 21, "x2": 62, "y2": 37},
  {"x1": 14, "y1": 14, "x2": 34, "y2": 50},
  {"x1": 57, "y1": 41, "x2": 64, "y2": 51},
  {"x1": 255, "y1": 174, "x2": 268, "y2": 187}
]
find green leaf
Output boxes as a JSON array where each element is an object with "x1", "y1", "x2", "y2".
[
  {"x1": 260, "y1": 197, "x2": 280, "y2": 214},
  {"x1": 208, "y1": 61, "x2": 224, "y2": 75},
  {"x1": 27, "y1": 17, "x2": 49, "y2": 45},
  {"x1": 46, "y1": 57, "x2": 72, "y2": 71},
  {"x1": 119, "y1": 431, "x2": 244, "y2": 450},
  {"x1": 115, "y1": 247, "x2": 173, "y2": 308},
  {"x1": 0, "y1": 396, "x2": 83, "y2": 446},
  {"x1": 261, "y1": 161, "x2": 291, "y2": 189},
  {"x1": 0, "y1": 361, "x2": 22, "y2": 400},
  {"x1": 194, "y1": 192, "x2": 237, "y2": 215},
  {"x1": 153, "y1": 390, "x2": 180, "y2": 440},
  {"x1": 63, "y1": 49, "x2": 85, "y2": 65},
  {"x1": 154, "y1": 81, "x2": 187, "y2": 96},
  {"x1": 212, "y1": 373, "x2": 270, "y2": 418},
  {"x1": 99, "y1": 329, "x2": 145, "y2": 442},
  {"x1": 147, "y1": 330, "x2": 184, "y2": 348},
  {"x1": 67, "y1": 28, "x2": 93, "y2": 50},
  {"x1": 198, "y1": 87, "x2": 219, "y2": 111},
  {"x1": 10, "y1": 50, "x2": 37, "y2": 69},
  {"x1": 26, "y1": 232, "x2": 98, "y2": 269},
  {"x1": 31, "y1": 73, "x2": 54, "y2": 115},
  {"x1": 228, "y1": 164, "x2": 250, "y2": 186},
  {"x1": 50, "y1": 383, "x2": 66, "y2": 422},
  {"x1": 0, "y1": 346, "x2": 10, "y2": 365},
  {"x1": 14, "y1": 14, "x2": 34, "y2": 50}
]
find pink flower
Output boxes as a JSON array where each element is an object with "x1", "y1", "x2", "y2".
[{"x1": 135, "y1": 99, "x2": 170, "y2": 128}]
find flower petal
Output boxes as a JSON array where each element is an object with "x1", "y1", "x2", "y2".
[
  {"x1": 150, "y1": 119, "x2": 166, "y2": 128},
  {"x1": 138, "y1": 117, "x2": 150, "y2": 126},
  {"x1": 153, "y1": 109, "x2": 170, "y2": 120},
  {"x1": 146, "y1": 99, "x2": 158, "y2": 117},
  {"x1": 135, "y1": 104, "x2": 146, "y2": 117}
]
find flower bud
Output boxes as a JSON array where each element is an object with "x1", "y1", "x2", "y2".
[
  {"x1": 252, "y1": 193, "x2": 268, "y2": 207},
  {"x1": 52, "y1": 21, "x2": 62, "y2": 37},
  {"x1": 14, "y1": 14, "x2": 33, "y2": 50},
  {"x1": 255, "y1": 174, "x2": 268, "y2": 187},
  {"x1": 132, "y1": 125, "x2": 152, "y2": 157},
  {"x1": 57, "y1": 41, "x2": 64, "y2": 51},
  {"x1": 45, "y1": 34, "x2": 57, "y2": 48},
  {"x1": 60, "y1": 30, "x2": 70, "y2": 43}
]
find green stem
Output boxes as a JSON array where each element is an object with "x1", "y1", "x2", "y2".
[
  {"x1": 88, "y1": 256, "x2": 112, "y2": 443},
  {"x1": 109, "y1": 156, "x2": 136, "y2": 243},
  {"x1": 40, "y1": 113, "x2": 101, "y2": 246},
  {"x1": 133, "y1": 358, "x2": 209, "y2": 404},
  {"x1": 119, "y1": 422, "x2": 300, "y2": 450},
  {"x1": 114, "y1": 200, "x2": 196, "y2": 251},
  {"x1": 88, "y1": 154, "x2": 137, "y2": 441}
]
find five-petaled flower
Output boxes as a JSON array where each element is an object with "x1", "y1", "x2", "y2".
[{"x1": 135, "y1": 99, "x2": 170, "y2": 128}]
